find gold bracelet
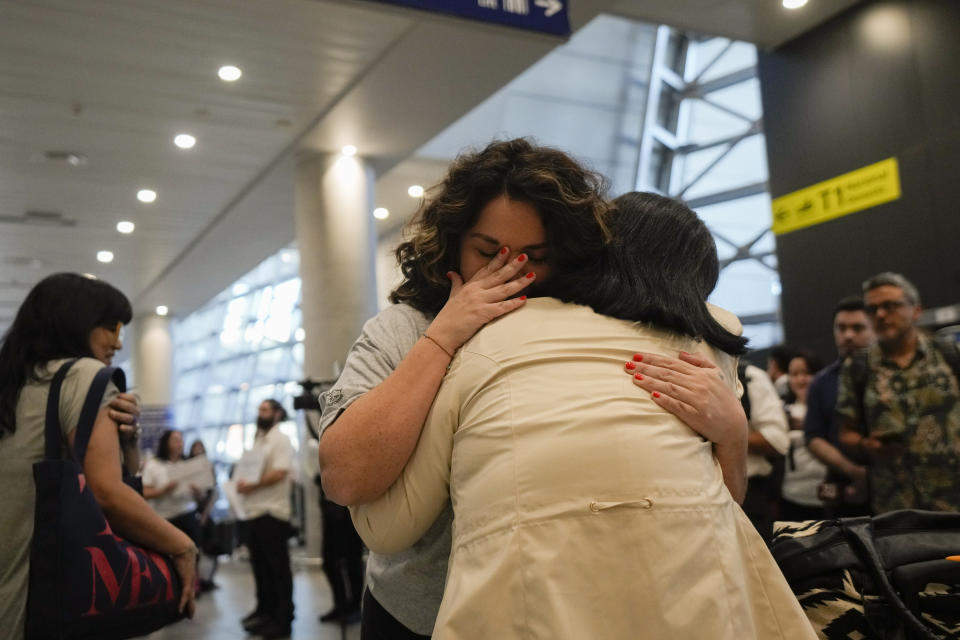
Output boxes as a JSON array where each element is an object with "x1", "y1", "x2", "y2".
[
  {"x1": 174, "y1": 544, "x2": 199, "y2": 558},
  {"x1": 423, "y1": 334, "x2": 453, "y2": 359}
]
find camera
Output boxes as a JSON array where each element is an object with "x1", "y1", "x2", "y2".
[{"x1": 292, "y1": 378, "x2": 333, "y2": 411}]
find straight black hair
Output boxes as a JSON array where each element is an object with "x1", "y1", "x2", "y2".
[
  {"x1": 0, "y1": 273, "x2": 133, "y2": 437},
  {"x1": 155, "y1": 429, "x2": 179, "y2": 461},
  {"x1": 550, "y1": 192, "x2": 747, "y2": 356}
]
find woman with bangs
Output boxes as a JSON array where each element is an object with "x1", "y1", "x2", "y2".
[
  {"x1": 0, "y1": 274, "x2": 197, "y2": 639},
  {"x1": 318, "y1": 140, "x2": 750, "y2": 639}
]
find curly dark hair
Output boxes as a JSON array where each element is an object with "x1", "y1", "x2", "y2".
[{"x1": 389, "y1": 138, "x2": 611, "y2": 316}]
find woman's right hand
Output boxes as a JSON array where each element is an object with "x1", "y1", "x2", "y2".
[
  {"x1": 172, "y1": 545, "x2": 198, "y2": 618},
  {"x1": 427, "y1": 249, "x2": 535, "y2": 354}
]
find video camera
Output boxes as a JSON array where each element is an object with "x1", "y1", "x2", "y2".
[{"x1": 292, "y1": 378, "x2": 333, "y2": 412}]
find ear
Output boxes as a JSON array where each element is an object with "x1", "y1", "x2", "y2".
[{"x1": 912, "y1": 304, "x2": 923, "y2": 322}]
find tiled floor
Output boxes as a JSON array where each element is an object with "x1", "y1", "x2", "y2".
[{"x1": 144, "y1": 553, "x2": 361, "y2": 640}]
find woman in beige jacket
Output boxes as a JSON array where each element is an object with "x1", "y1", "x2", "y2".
[{"x1": 352, "y1": 192, "x2": 815, "y2": 640}]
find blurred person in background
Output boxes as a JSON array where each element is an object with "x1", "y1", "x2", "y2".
[
  {"x1": 189, "y1": 439, "x2": 221, "y2": 593},
  {"x1": 838, "y1": 272, "x2": 960, "y2": 514},
  {"x1": 804, "y1": 296, "x2": 873, "y2": 517},
  {"x1": 780, "y1": 350, "x2": 826, "y2": 521},
  {"x1": 238, "y1": 399, "x2": 295, "y2": 639},
  {"x1": 143, "y1": 429, "x2": 200, "y2": 544}
]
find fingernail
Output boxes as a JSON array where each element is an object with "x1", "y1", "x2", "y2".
[
  {"x1": 652, "y1": 391, "x2": 661, "y2": 398},
  {"x1": 634, "y1": 373, "x2": 644, "y2": 380},
  {"x1": 500, "y1": 247, "x2": 509, "y2": 255},
  {"x1": 519, "y1": 295, "x2": 527, "y2": 301},
  {"x1": 517, "y1": 254, "x2": 527, "y2": 263},
  {"x1": 446, "y1": 271, "x2": 453, "y2": 279},
  {"x1": 525, "y1": 272, "x2": 535, "y2": 279},
  {"x1": 633, "y1": 354, "x2": 643, "y2": 362},
  {"x1": 625, "y1": 362, "x2": 636, "y2": 370}
]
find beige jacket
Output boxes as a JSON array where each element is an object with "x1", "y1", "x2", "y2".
[{"x1": 353, "y1": 298, "x2": 814, "y2": 639}]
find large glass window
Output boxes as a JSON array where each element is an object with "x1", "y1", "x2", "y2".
[
  {"x1": 399, "y1": 15, "x2": 782, "y2": 348},
  {"x1": 171, "y1": 246, "x2": 304, "y2": 461}
]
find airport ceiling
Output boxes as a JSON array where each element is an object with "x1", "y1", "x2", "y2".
[{"x1": 0, "y1": 0, "x2": 862, "y2": 329}]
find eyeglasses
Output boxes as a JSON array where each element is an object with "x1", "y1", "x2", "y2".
[{"x1": 865, "y1": 300, "x2": 909, "y2": 316}]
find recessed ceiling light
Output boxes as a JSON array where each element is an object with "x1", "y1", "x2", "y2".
[
  {"x1": 341, "y1": 145, "x2": 358, "y2": 157},
  {"x1": 373, "y1": 207, "x2": 389, "y2": 220},
  {"x1": 156, "y1": 305, "x2": 169, "y2": 316},
  {"x1": 218, "y1": 65, "x2": 242, "y2": 82},
  {"x1": 83, "y1": 273, "x2": 98, "y2": 280},
  {"x1": 408, "y1": 185, "x2": 424, "y2": 198},
  {"x1": 174, "y1": 133, "x2": 196, "y2": 149},
  {"x1": 783, "y1": 0, "x2": 807, "y2": 8},
  {"x1": 116, "y1": 221, "x2": 135, "y2": 234},
  {"x1": 96, "y1": 250, "x2": 114, "y2": 263},
  {"x1": 41, "y1": 151, "x2": 88, "y2": 167},
  {"x1": 137, "y1": 189, "x2": 157, "y2": 203}
]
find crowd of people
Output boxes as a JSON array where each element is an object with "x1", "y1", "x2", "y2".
[{"x1": 0, "y1": 138, "x2": 957, "y2": 640}]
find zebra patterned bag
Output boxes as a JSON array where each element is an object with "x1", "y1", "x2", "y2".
[{"x1": 770, "y1": 511, "x2": 960, "y2": 640}]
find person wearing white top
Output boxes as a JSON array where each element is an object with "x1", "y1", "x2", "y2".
[
  {"x1": 143, "y1": 429, "x2": 200, "y2": 543},
  {"x1": 780, "y1": 351, "x2": 828, "y2": 522},
  {"x1": 236, "y1": 400, "x2": 295, "y2": 639}
]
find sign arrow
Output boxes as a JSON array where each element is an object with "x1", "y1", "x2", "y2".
[{"x1": 534, "y1": 0, "x2": 563, "y2": 18}]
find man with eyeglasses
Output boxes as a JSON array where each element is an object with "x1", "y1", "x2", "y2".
[{"x1": 836, "y1": 272, "x2": 960, "y2": 514}]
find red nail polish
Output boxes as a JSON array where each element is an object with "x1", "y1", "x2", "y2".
[
  {"x1": 634, "y1": 373, "x2": 644, "y2": 380},
  {"x1": 652, "y1": 391, "x2": 661, "y2": 398},
  {"x1": 500, "y1": 247, "x2": 509, "y2": 255},
  {"x1": 517, "y1": 254, "x2": 527, "y2": 263},
  {"x1": 446, "y1": 271, "x2": 453, "y2": 279},
  {"x1": 525, "y1": 272, "x2": 535, "y2": 279},
  {"x1": 625, "y1": 362, "x2": 636, "y2": 370},
  {"x1": 633, "y1": 354, "x2": 644, "y2": 362},
  {"x1": 519, "y1": 295, "x2": 527, "y2": 301}
]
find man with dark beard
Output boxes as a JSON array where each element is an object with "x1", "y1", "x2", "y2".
[{"x1": 237, "y1": 399, "x2": 295, "y2": 638}]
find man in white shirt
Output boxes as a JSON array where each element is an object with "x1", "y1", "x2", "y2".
[{"x1": 237, "y1": 400, "x2": 295, "y2": 639}]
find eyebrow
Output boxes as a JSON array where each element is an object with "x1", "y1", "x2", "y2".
[{"x1": 469, "y1": 232, "x2": 549, "y2": 251}]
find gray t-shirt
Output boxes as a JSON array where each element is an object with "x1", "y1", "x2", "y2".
[
  {"x1": 0, "y1": 358, "x2": 119, "y2": 640},
  {"x1": 320, "y1": 303, "x2": 451, "y2": 636}
]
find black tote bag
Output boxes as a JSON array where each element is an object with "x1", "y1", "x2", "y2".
[{"x1": 25, "y1": 360, "x2": 184, "y2": 640}]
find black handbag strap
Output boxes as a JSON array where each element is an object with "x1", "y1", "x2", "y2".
[
  {"x1": 843, "y1": 520, "x2": 940, "y2": 640},
  {"x1": 44, "y1": 359, "x2": 79, "y2": 460},
  {"x1": 73, "y1": 366, "x2": 127, "y2": 466}
]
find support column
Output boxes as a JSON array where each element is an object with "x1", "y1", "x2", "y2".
[
  {"x1": 294, "y1": 150, "x2": 378, "y2": 556},
  {"x1": 131, "y1": 313, "x2": 174, "y2": 452}
]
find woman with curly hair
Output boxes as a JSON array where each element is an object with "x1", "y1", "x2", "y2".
[
  {"x1": 318, "y1": 140, "x2": 748, "y2": 638},
  {"x1": 352, "y1": 192, "x2": 814, "y2": 639}
]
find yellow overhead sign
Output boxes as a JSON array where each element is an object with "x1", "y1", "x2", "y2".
[{"x1": 771, "y1": 157, "x2": 901, "y2": 235}]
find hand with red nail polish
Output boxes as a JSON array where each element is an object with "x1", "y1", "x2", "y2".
[
  {"x1": 428, "y1": 242, "x2": 537, "y2": 355},
  {"x1": 624, "y1": 350, "x2": 747, "y2": 455}
]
